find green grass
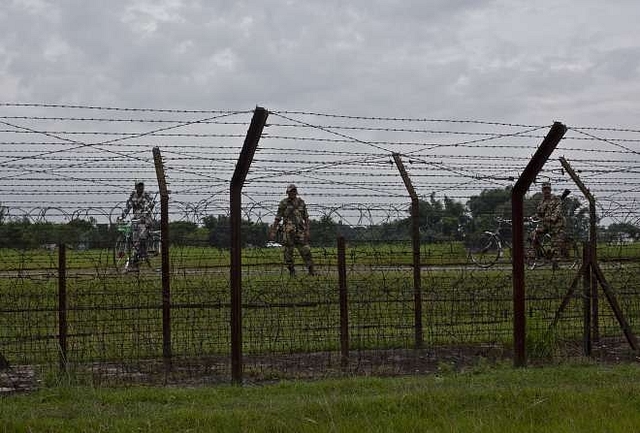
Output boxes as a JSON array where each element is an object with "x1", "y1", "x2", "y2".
[
  {"x1": 1, "y1": 243, "x2": 639, "y2": 383},
  {"x1": 1, "y1": 240, "x2": 638, "y2": 271},
  {"x1": 1, "y1": 363, "x2": 640, "y2": 432},
  {"x1": 0, "y1": 242, "x2": 471, "y2": 271},
  {"x1": 2, "y1": 254, "x2": 639, "y2": 366}
]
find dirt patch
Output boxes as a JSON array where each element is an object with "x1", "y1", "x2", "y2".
[{"x1": 2, "y1": 338, "x2": 638, "y2": 391}]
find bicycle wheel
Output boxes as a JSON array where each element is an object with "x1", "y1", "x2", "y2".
[
  {"x1": 525, "y1": 248, "x2": 537, "y2": 269},
  {"x1": 146, "y1": 231, "x2": 161, "y2": 257},
  {"x1": 468, "y1": 233, "x2": 501, "y2": 268},
  {"x1": 561, "y1": 237, "x2": 581, "y2": 270},
  {"x1": 113, "y1": 235, "x2": 131, "y2": 271},
  {"x1": 528, "y1": 233, "x2": 552, "y2": 270}
]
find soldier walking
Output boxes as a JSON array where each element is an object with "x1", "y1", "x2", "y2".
[{"x1": 269, "y1": 184, "x2": 315, "y2": 276}]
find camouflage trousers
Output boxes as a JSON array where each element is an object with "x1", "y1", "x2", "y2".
[
  {"x1": 283, "y1": 230, "x2": 313, "y2": 269},
  {"x1": 533, "y1": 225, "x2": 567, "y2": 259},
  {"x1": 132, "y1": 221, "x2": 149, "y2": 260}
]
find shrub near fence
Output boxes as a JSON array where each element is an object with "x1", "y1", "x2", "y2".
[{"x1": 1, "y1": 239, "x2": 639, "y2": 389}]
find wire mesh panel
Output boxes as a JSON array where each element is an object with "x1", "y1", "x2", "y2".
[
  {"x1": 0, "y1": 248, "x2": 60, "y2": 390},
  {"x1": 0, "y1": 104, "x2": 639, "y2": 387}
]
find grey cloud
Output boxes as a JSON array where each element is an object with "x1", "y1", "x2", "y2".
[{"x1": 0, "y1": 0, "x2": 639, "y2": 127}]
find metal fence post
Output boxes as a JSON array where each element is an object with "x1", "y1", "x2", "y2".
[
  {"x1": 230, "y1": 107, "x2": 269, "y2": 384},
  {"x1": 392, "y1": 153, "x2": 423, "y2": 348},
  {"x1": 338, "y1": 236, "x2": 349, "y2": 368},
  {"x1": 58, "y1": 243, "x2": 67, "y2": 372},
  {"x1": 582, "y1": 243, "x2": 592, "y2": 356},
  {"x1": 511, "y1": 122, "x2": 567, "y2": 367},
  {"x1": 559, "y1": 156, "x2": 599, "y2": 342},
  {"x1": 153, "y1": 147, "x2": 171, "y2": 371}
]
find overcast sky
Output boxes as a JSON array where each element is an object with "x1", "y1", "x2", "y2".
[{"x1": 2, "y1": 0, "x2": 640, "y2": 127}]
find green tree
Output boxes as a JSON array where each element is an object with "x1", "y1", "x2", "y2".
[
  {"x1": 169, "y1": 221, "x2": 199, "y2": 246},
  {"x1": 202, "y1": 215, "x2": 269, "y2": 248},
  {"x1": 0, "y1": 221, "x2": 30, "y2": 248},
  {"x1": 467, "y1": 187, "x2": 512, "y2": 231},
  {"x1": 65, "y1": 218, "x2": 96, "y2": 248},
  {"x1": 442, "y1": 196, "x2": 467, "y2": 240},
  {"x1": 416, "y1": 193, "x2": 469, "y2": 242},
  {"x1": 604, "y1": 222, "x2": 640, "y2": 243},
  {"x1": 310, "y1": 215, "x2": 338, "y2": 247},
  {"x1": 417, "y1": 193, "x2": 443, "y2": 242},
  {"x1": 203, "y1": 215, "x2": 230, "y2": 248}
]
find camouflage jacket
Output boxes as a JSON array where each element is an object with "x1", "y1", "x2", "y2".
[
  {"x1": 276, "y1": 196, "x2": 309, "y2": 233},
  {"x1": 122, "y1": 191, "x2": 155, "y2": 223},
  {"x1": 536, "y1": 195, "x2": 565, "y2": 229}
]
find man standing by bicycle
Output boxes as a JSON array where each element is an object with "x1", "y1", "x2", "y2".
[
  {"x1": 118, "y1": 181, "x2": 156, "y2": 268},
  {"x1": 532, "y1": 181, "x2": 566, "y2": 264}
]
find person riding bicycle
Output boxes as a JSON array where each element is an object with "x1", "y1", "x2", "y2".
[
  {"x1": 531, "y1": 181, "x2": 567, "y2": 263},
  {"x1": 118, "y1": 181, "x2": 156, "y2": 268}
]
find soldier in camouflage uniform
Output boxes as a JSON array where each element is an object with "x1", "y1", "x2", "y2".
[
  {"x1": 119, "y1": 181, "x2": 156, "y2": 267},
  {"x1": 269, "y1": 184, "x2": 315, "y2": 276},
  {"x1": 532, "y1": 181, "x2": 566, "y2": 264}
]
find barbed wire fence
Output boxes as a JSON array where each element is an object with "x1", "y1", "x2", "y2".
[{"x1": 0, "y1": 103, "x2": 639, "y2": 389}]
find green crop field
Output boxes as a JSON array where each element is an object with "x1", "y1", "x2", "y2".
[{"x1": 1, "y1": 242, "x2": 639, "y2": 385}]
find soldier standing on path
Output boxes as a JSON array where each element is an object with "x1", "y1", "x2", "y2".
[{"x1": 269, "y1": 184, "x2": 315, "y2": 277}]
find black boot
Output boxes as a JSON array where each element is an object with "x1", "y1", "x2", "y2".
[
  {"x1": 308, "y1": 265, "x2": 315, "y2": 276},
  {"x1": 288, "y1": 266, "x2": 296, "y2": 277}
]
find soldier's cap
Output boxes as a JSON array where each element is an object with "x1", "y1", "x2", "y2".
[
  {"x1": 135, "y1": 181, "x2": 144, "y2": 187},
  {"x1": 541, "y1": 181, "x2": 551, "y2": 189},
  {"x1": 286, "y1": 184, "x2": 297, "y2": 193}
]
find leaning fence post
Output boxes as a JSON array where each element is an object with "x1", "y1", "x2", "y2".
[
  {"x1": 337, "y1": 236, "x2": 349, "y2": 369},
  {"x1": 230, "y1": 107, "x2": 269, "y2": 384},
  {"x1": 153, "y1": 147, "x2": 171, "y2": 371},
  {"x1": 58, "y1": 243, "x2": 68, "y2": 372},
  {"x1": 511, "y1": 122, "x2": 566, "y2": 367},
  {"x1": 392, "y1": 153, "x2": 423, "y2": 348},
  {"x1": 558, "y1": 156, "x2": 599, "y2": 342}
]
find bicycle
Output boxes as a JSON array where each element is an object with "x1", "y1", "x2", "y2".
[
  {"x1": 467, "y1": 216, "x2": 577, "y2": 269},
  {"x1": 113, "y1": 219, "x2": 161, "y2": 272},
  {"x1": 467, "y1": 217, "x2": 518, "y2": 268},
  {"x1": 525, "y1": 218, "x2": 581, "y2": 270}
]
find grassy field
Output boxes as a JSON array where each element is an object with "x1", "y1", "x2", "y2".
[
  {"x1": 0, "y1": 239, "x2": 638, "y2": 271},
  {"x1": 4, "y1": 260, "x2": 633, "y2": 361},
  {"x1": 0, "y1": 241, "x2": 471, "y2": 271},
  {"x1": 1, "y1": 242, "x2": 639, "y2": 384},
  {"x1": 1, "y1": 362, "x2": 640, "y2": 432}
]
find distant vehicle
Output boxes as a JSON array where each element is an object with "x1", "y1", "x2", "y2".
[
  {"x1": 265, "y1": 241, "x2": 282, "y2": 248},
  {"x1": 608, "y1": 233, "x2": 635, "y2": 246}
]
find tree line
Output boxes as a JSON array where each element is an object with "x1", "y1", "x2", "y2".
[{"x1": 0, "y1": 187, "x2": 637, "y2": 250}]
